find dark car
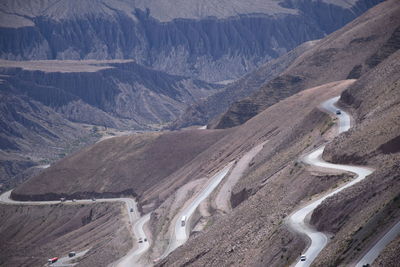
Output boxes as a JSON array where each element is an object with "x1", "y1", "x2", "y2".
[
  {"x1": 300, "y1": 255, "x2": 306, "y2": 261},
  {"x1": 68, "y1": 252, "x2": 76, "y2": 257},
  {"x1": 336, "y1": 110, "x2": 341, "y2": 115}
]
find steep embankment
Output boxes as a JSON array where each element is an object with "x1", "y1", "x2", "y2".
[
  {"x1": 0, "y1": 0, "x2": 382, "y2": 81},
  {"x1": 308, "y1": 49, "x2": 400, "y2": 266},
  {"x1": 11, "y1": 128, "x2": 231, "y2": 202},
  {"x1": 0, "y1": 202, "x2": 132, "y2": 267},
  {"x1": 212, "y1": 0, "x2": 399, "y2": 128}
]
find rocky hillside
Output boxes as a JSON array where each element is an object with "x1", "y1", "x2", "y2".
[
  {"x1": 309, "y1": 49, "x2": 400, "y2": 266},
  {"x1": 0, "y1": 59, "x2": 219, "y2": 192},
  {"x1": 0, "y1": 60, "x2": 220, "y2": 129},
  {"x1": 0, "y1": 202, "x2": 131, "y2": 267},
  {"x1": 0, "y1": 87, "x2": 95, "y2": 193},
  {"x1": 169, "y1": 40, "x2": 319, "y2": 129},
  {"x1": 155, "y1": 50, "x2": 400, "y2": 267},
  {"x1": 0, "y1": 0, "x2": 382, "y2": 82},
  {"x1": 8, "y1": 20, "x2": 400, "y2": 267},
  {"x1": 11, "y1": 128, "x2": 231, "y2": 203},
  {"x1": 212, "y1": 0, "x2": 400, "y2": 128}
]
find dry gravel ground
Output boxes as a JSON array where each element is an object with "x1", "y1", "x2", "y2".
[{"x1": 0, "y1": 202, "x2": 132, "y2": 267}]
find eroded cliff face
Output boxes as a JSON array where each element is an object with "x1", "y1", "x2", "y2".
[
  {"x1": 0, "y1": 0, "x2": 383, "y2": 81},
  {"x1": 0, "y1": 59, "x2": 220, "y2": 190},
  {"x1": 0, "y1": 61, "x2": 220, "y2": 129},
  {"x1": 211, "y1": 0, "x2": 399, "y2": 129}
]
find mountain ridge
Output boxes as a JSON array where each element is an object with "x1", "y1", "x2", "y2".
[
  {"x1": 211, "y1": 0, "x2": 400, "y2": 128},
  {"x1": 0, "y1": 0, "x2": 383, "y2": 81}
]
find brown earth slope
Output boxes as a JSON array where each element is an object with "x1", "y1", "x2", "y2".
[
  {"x1": 0, "y1": 89, "x2": 96, "y2": 194},
  {"x1": 308, "y1": 49, "x2": 400, "y2": 266},
  {"x1": 154, "y1": 80, "x2": 355, "y2": 266},
  {"x1": 212, "y1": 0, "x2": 400, "y2": 129},
  {"x1": 159, "y1": 47, "x2": 399, "y2": 265},
  {"x1": 11, "y1": 129, "x2": 231, "y2": 203},
  {"x1": 0, "y1": 202, "x2": 131, "y2": 267},
  {"x1": 168, "y1": 40, "x2": 319, "y2": 129},
  {"x1": 157, "y1": 9, "x2": 400, "y2": 266}
]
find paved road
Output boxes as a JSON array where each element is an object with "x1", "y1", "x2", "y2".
[
  {"x1": 288, "y1": 96, "x2": 374, "y2": 267},
  {"x1": 355, "y1": 220, "x2": 400, "y2": 267},
  {"x1": 162, "y1": 163, "x2": 233, "y2": 258},
  {"x1": 0, "y1": 190, "x2": 150, "y2": 267},
  {"x1": 115, "y1": 213, "x2": 151, "y2": 267}
]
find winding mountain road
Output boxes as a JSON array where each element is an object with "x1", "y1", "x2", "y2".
[
  {"x1": 162, "y1": 163, "x2": 233, "y2": 258},
  {"x1": 0, "y1": 190, "x2": 150, "y2": 267},
  {"x1": 114, "y1": 213, "x2": 152, "y2": 267},
  {"x1": 288, "y1": 96, "x2": 374, "y2": 267}
]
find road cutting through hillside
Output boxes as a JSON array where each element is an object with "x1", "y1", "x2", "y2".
[
  {"x1": 113, "y1": 213, "x2": 152, "y2": 267},
  {"x1": 355, "y1": 219, "x2": 400, "y2": 267},
  {"x1": 162, "y1": 163, "x2": 233, "y2": 258},
  {"x1": 288, "y1": 96, "x2": 374, "y2": 267},
  {"x1": 0, "y1": 190, "x2": 150, "y2": 267}
]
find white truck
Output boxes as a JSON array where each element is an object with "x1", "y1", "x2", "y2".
[{"x1": 181, "y1": 215, "x2": 186, "y2": 227}]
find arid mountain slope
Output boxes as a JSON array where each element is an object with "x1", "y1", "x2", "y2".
[
  {"x1": 0, "y1": 59, "x2": 220, "y2": 190},
  {"x1": 0, "y1": 0, "x2": 382, "y2": 81},
  {"x1": 0, "y1": 60, "x2": 220, "y2": 129},
  {"x1": 10, "y1": 79, "x2": 354, "y2": 266},
  {"x1": 308, "y1": 49, "x2": 400, "y2": 266},
  {"x1": 212, "y1": 0, "x2": 400, "y2": 128},
  {"x1": 169, "y1": 40, "x2": 319, "y2": 129},
  {"x1": 12, "y1": 129, "x2": 231, "y2": 202},
  {"x1": 0, "y1": 202, "x2": 131, "y2": 267},
  {"x1": 156, "y1": 6, "x2": 400, "y2": 265},
  {"x1": 155, "y1": 80, "x2": 355, "y2": 266},
  {"x1": 156, "y1": 51, "x2": 400, "y2": 266},
  {"x1": 0, "y1": 88, "x2": 97, "y2": 193}
]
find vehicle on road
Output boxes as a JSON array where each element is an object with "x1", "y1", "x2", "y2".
[
  {"x1": 72, "y1": 199, "x2": 76, "y2": 202},
  {"x1": 300, "y1": 255, "x2": 306, "y2": 261},
  {"x1": 60, "y1": 198, "x2": 66, "y2": 202},
  {"x1": 144, "y1": 238, "x2": 147, "y2": 242},
  {"x1": 48, "y1": 257, "x2": 58, "y2": 263},
  {"x1": 181, "y1": 215, "x2": 186, "y2": 227},
  {"x1": 138, "y1": 238, "x2": 143, "y2": 243},
  {"x1": 130, "y1": 208, "x2": 134, "y2": 212},
  {"x1": 68, "y1": 252, "x2": 76, "y2": 257},
  {"x1": 336, "y1": 110, "x2": 341, "y2": 115},
  {"x1": 91, "y1": 197, "x2": 96, "y2": 201}
]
